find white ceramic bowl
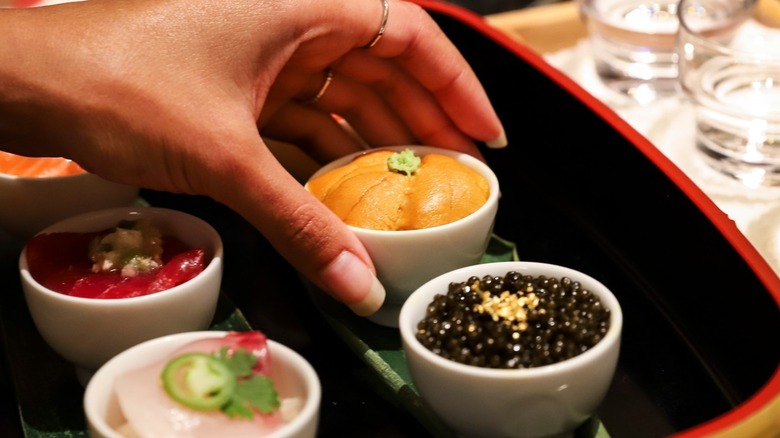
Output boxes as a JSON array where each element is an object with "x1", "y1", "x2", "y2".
[
  {"x1": 0, "y1": 171, "x2": 139, "y2": 239},
  {"x1": 399, "y1": 261, "x2": 623, "y2": 438},
  {"x1": 19, "y1": 206, "x2": 224, "y2": 371},
  {"x1": 306, "y1": 146, "x2": 500, "y2": 327},
  {"x1": 84, "y1": 331, "x2": 321, "y2": 438}
]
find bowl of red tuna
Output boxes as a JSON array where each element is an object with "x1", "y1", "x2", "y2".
[
  {"x1": 84, "y1": 330, "x2": 321, "y2": 438},
  {"x1": 19, "y1": 206, "x2": 224, "y2": 372}
]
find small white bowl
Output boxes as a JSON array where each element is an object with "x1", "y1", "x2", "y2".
[
  {"x1": 84, "y1": 331, "x2": 321, "y2": 438},
  {"x1": 399, "y1": 261, "x2": 622, "y2": 438},
  {"x1": 0, "y1": 171, "x2": 139, "y2": 239},
  {"x1": 19, "y1": 206, "x2": 224, "y2": 372},
  {"x1": 306, "y1": 146, "x2": 500, "y2": 327}
]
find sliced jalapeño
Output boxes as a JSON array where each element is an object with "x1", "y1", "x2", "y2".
[{"x1": 162, "y1": 352, "x2": 236, "y2": 410}]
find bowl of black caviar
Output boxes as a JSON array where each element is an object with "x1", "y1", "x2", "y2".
[{"x1": 399, "y1": 261, "x2": 622, "y2": 438}]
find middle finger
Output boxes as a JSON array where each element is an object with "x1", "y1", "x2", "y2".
[{"x1": 332, "y1": 50, "x2": 482, "y2": 156}]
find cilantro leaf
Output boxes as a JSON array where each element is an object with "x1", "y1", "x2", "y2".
[
  {"x1": 209, "y1": 348, "x2": 281, "y2": 419},
  {"x1": 222, "y1": 397, "x2": 254, "y2": 419},
  {"x1": 222, "y1": 375, "x2": 281, "y2": 418},
  {"x1": 215, "y1": 348, "x2": 255, "y2": 378}
]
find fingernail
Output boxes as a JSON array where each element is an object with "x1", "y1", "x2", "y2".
[
  {"x1": 348, "y1": 276, "x2": 385, "y2": 316},
  {"x1": 323, "y1": 251, "x2": 386, "y2": 316},
  {"x1": 486, "y1": 127, "x2": 507, "y2": 148}
]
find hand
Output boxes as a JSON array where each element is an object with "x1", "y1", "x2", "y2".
[{"x1": 0, "y1": 0, "x2": 506, "y2": 315}]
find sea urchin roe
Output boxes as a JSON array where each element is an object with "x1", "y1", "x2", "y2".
[
  {"x1": 306, "y1": 149, "x2": 489, "y2": 230},
  {"x1": 416, "y1": 272, "x2": 611, "y2": 369}
]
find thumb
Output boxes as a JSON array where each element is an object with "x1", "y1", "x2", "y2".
[{"x1": 209, "y1": 143, "x2": 386, "y2": 317}]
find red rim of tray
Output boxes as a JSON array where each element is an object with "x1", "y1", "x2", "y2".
[{"x1": 411, "y1": 1, "x2": 780, "y2": 437}]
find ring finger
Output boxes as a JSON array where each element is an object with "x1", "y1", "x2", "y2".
[
  {"x1": 306, "y1": 67, "x2": 417, "y2": 147},
  {"x1": 328, "y1": 53, "x2": 482, "y2": 156}
]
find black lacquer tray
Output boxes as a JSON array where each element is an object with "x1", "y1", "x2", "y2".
[
  {"x1": 0, "y1": 1, "x2": 778, "y2": 437},
  {"x1": 416, "y1": 2, "x2": 780, "y2": 436}
]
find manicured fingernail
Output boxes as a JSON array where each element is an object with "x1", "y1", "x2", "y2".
[
  {"x1": 486, "y1": 128, "x2": 507, "y2": 148},
  {"x1": 347, "y1": 276, "x2": 385, "y2": 316},
  {"x1": 324, "y1": 251, "x2": 386, "y2": 316}
]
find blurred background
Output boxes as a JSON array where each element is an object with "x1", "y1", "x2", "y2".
[{"x1": 443, "y1": 0, "x2": 565, "y2": 15}]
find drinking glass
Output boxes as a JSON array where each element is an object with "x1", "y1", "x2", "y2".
[
  {"x1": 678, "y1": 0, "x2": 780, "y2": 187},
  {"x1": 578, "y1": 0, "x2": 681, "y2": 105}
]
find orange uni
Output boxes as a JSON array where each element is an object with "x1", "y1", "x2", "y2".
[{"x1": 307, "y1": 150, "x2": 489, "y2": 231}]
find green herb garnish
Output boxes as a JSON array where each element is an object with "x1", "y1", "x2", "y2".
[
  {"x1": 223, "y1": 374, "x2": 280, "y2": 418},
  {"x1": 387, "y1": 149, "x2": 421, "y2": 175},
  {"x1": 161, "y1": 348, "x2": 280, "y2": 419},
  {"x1": 89, "y1": 219, "x2": 163, "y2": 277}
]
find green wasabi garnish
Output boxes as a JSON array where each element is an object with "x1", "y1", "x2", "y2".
[{"x1": 387, "y1": 149, "x2": 421, "y2": 176}]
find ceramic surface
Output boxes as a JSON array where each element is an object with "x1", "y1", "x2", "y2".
[
  {"x1": 84, "y1": 331, "x2": 321, "y2": 438},
  {"x1": 0, "y1": 171, "x2": 138, "y2": 239},
  {"x1": 19, "y1": 207, "x2": 223, "y2": 371},
  {"x1": 399, "y1": 261, "x2": 623, "y2": 438},
  {"x1": 306, "y1": 146, "x2": 500, "y2": 327}
]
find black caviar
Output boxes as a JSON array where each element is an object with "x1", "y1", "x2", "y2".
[{"x1": 415, "y1": 272, "x2": 611, "y2": 369}]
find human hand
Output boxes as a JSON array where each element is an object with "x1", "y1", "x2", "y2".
[{"x1": 0, "y1": 0, "x2": 506, "y2": 316}]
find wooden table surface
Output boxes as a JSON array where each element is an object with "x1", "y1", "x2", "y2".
[{"x1": 485, "y1": 0, "x2": 585, "y2": 54}]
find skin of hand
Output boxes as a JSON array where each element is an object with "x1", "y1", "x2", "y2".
[{"x1": 0, "y1": 0, "x2": 506, "y2": 316}]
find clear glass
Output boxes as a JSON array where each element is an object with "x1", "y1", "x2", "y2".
[
  {"x1": 678, "y1": 0, "x2": 780, "y2": 187},
  {"x1": 578, "y1": 0, "x2": 682, "y2": 105}
]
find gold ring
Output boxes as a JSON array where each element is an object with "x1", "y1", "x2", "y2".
[
  {"x1": 364, "y1": 0, "x2": 389, "y2": 49},
  {"x1": 304, "y1": 68, "x2": 334, "y2": 105}
]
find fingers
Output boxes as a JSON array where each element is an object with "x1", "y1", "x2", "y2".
[
  {"x1": 269, "y1": 61, "x2": 484, "y2": 159},
  {"x1": 210, "y1": 141, "x2": 385, "y2": 316},
  {"x1": 364, "y1": 0, "x2": 507, "y2": 148},
  {"x1": 325, "y1": 52, "x2": 482, "y2": 155},
  {"x1": 303, "y1": 66, "x2": 418, "y2": 148},
  {"x1": 259, "y1": 102, "x2": 367, "y2": 164},
  {"x1": 263, "y1": 0, "x2": 506, "y2": 157}
]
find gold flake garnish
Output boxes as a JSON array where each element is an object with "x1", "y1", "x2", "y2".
[{"x1": 472, "y1": 283, "x2": 539, "y2": 331}]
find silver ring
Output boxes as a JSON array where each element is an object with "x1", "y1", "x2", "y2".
[
  {"x1": 364, "y1": 0, "x2": 389, "y2": 49},
  {"x1": 304, "y1": 68, "x2": 334, "y2": 105}
]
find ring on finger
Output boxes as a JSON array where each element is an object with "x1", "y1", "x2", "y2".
[
  {"x1": 303, "y1": 68, "x2": 334, "y2": 105},
  {"x1": 364, "y1": 0, "x2": 389, "y2": 49}
]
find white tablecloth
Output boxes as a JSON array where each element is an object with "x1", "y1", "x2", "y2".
[{"x1": 544, "y1": 39, "x2": 780, "y2": 276}]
